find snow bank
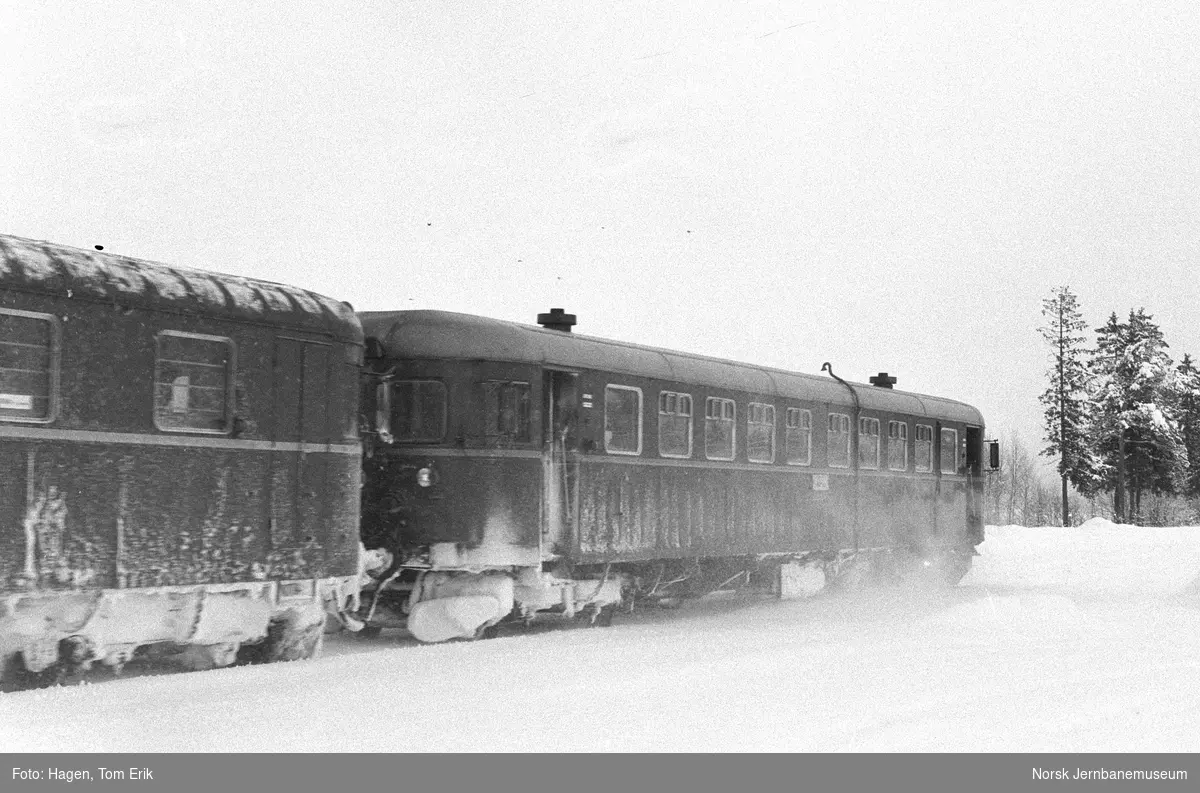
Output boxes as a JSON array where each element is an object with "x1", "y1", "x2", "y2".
[{"x1": 965, "y1": 523, "x2": 1200, "y2": 598}]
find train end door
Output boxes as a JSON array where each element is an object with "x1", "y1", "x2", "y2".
[
  {"x1": 964, "y1": 425, "x2": 984, "y2": 543},
  {"x1": 542, "y1": 370, "x2": 579, "y2": 558}
]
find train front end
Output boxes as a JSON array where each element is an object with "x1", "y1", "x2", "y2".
[{"x1": 356, "y1": 311, "x2": 624, "y2": 642}]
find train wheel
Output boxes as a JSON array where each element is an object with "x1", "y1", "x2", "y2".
[
  {"x1": 470, "y1": 623, "x2": 501, "y2": 641},
  {"x1": 264, "y1": 606, "x2": 326, "y2": 662},
  {"x1": 0, "y1": 653, "x2": 63, "y2": 693},
  {"x1": 238, "y1": 603, "x2": 326, "y2": 664},
  {"x1": 577, "y1": 601, "x2": 617, "y2": 627},
  {"x1": 590, "y1": 603, "x2": 617, "y2": 628}
]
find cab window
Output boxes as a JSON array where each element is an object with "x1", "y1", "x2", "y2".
[
  {"x1": 391, "y1": 380, "x2": 447, "y2": 442},
  {"x1": 482, "y1": 381, "x2": 531, "y2": 442}
]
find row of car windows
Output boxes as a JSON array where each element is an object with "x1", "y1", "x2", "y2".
[
  {"x1": 610, "y1": 386, "x2": 958, "y2": 473},
  {"x1": 383, "y1": 378, "x2": 960, "y2": 474},
  {"x1": 2, "y1": 308, "x2": 232, "y2": 433}
]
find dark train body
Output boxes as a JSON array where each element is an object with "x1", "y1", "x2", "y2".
[
  {"x1": 357, "y1": 310, "x2": 986, "y2": 641},
  {"x1": 2, "y1": 232, "x2": 989, "y2": 681},
  {"x1": 0, "y1": 234, "x2": 363, "y2": 686}
]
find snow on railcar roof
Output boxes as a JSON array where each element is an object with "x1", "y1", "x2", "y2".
[
  {"x1": 359, "y1": 309, "x2": 984, "y2": 424},
  {"x1": 0, "y1": 233, "x2": 360, "y2": 339}
]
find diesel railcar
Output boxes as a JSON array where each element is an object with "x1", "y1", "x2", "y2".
[
  {"x1": 357, "y1": 309, "x2": 988, "y2": 642},
  {"x1": 0, "y1": 234, "x2": 364, "y2": 688},
  {"x1": 2, "y1": 230, "x2": 992, "y2": 680}
]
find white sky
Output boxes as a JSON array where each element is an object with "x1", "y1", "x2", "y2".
[{"x1": 4, "y1": 0, "x2": 1200, "y2": 448}]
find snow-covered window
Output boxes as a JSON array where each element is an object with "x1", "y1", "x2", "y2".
[
  {"x1": 940, "y1": 428, "x2": 958, "y2": 474},
  {"x1": 658, "y1": 391, "x2": 692, "y2": 458},
  {"x1": 747, "y1": 402, "x2": 775, "y2": 463},
  {"x1": 888, "y1": 421, "x2": 908, "y2": 470},
  {"x1": 705, "y1": 397, "x2": 736, "y2": 461},
  {"x1": 915, "y1": 425, "x2": 933, "y2": 472},
  {"x1": 482, "y1": 381, "x2": 531, "y2": 442},
  {"x1": 605, "y1": 385, "x2": 642, "y2": 455},
  {"x1": 0, "y1": 309, "x2": 57, "y2": 422},
  {"x1": 785, "y1": 408, "x2": 812, "y2": 465},
  {"x1": 390, "y1": 380, "x2": 447, "y2": 442},
  {"x1": 828, "y1": 412, "x2": 851, "y2": 468},
  {"x1": 154, "y1": 331, "x2": 233, "y2": 433},
  {"x1": 858, "y1": 417, "x2": 880, "y2": 469}
]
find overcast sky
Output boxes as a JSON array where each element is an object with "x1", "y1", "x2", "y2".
[{"x1": 4, "y1": 0, "x2": 1199, "y2": 450}]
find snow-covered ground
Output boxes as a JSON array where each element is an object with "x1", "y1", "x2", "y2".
[{"x1": 3, "y1": 520, "x2": 1199, "y2": 752}]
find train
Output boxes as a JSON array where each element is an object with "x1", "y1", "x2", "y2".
[{"x1": 1, "y1": 233, "x2": 993, "y2": 687}]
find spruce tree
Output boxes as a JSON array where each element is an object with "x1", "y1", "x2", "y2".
[
  {"x1": 1125, "y1": 310, "x2": 1186, "y2": 515},
  {"x1": 1089, "y1": 309, "x2": 1186, "y2": 523},
  {"x1": 1175, "y1": 354, "x2": 1200, "y2": 499},
  {"x1": 1037, "y1": 286, "x2": 1093, "y2": 525},
  {"x1": 1091, "y1": 312, "x2": 1133, "y2": 520}
]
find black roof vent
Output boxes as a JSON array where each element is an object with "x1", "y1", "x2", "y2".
[
  {"x1": 869, "y1": 372, "x2": 897, "y2": 389},
  {"x1": 537, "y1": 308, "x2": 576, "y2": 332}
]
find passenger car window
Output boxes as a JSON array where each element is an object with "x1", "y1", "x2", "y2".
[
  {"x1": 940, "y1": 428, "x2": 959, "y2": 473},
  {"x1": 785, "y1": 408, "x2": 812, "y2": 465},
  {"x1": 658, "y1": 391, "x2": 693, "y2": 458},
  {"x1": 888, "y1": 421, "x2": 908, "y2": 470},
  {"x1": 747, "y1": 402, "x2": 775, "y2": 463},
  {"x1": 704, "y1": 397, "x2": 736, "y2": 461},
  {"x1": 828, "y1": 412, "x2": 851, "y2": 468},
  {"x1": 858, "y1": 417, "x2": 880, "y2": 469},
  {"x1": 154, "y1": 331, "x2": 233, "y2": 433},
  {"x1": 604, "y1": 385, "x2": 642, "y2": 454},
  {"x1": 915, "y1": 424, "x2": 934, "y2": 472},
  {"x1": 0, "y1": 309, "x2": 57, "y2": 422}
]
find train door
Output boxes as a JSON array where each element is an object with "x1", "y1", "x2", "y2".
[
  {"x1": 964, "y1": 426, "x2": 982, "y2": 477},
  {"x1": 542, "y1": 370, "x2": 579, "y2": 557},
  {"x1": 300, "y1": 342, "x2": 332, "y2": 554},
  {"x1": 269, "y1": 337, "x2": 331, "y2": 551},
  {"x1": 964, "y1": 425, "x2": 984, "y2": 538},
  {"x1": 930, "y1": 421, "x2": 941, "y2": 540}
]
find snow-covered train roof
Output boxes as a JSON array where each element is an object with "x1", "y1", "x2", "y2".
[
  {"x1": 0, "y1": 233, "x2": 361, "y2": 340},
  {"x1": 360, "y1": 310, "x2": 985, "y2": 426}
]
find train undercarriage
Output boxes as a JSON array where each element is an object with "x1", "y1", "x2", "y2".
[
  {"x1": 1, "y1": 540, "x2": 974, "y2": 690},
  {"x1": 0, "y1": 575, "x2": 359, "y2": 692},
  {"x1": 351, "y1": 540, "x2": 976, "y2": 643}
]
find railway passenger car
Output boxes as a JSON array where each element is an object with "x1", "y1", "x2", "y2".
[
  {"x1": 357, "y1": 309, "x2": 987, "y2": 642},
  {"x1": 0, "y1": 234, "x2": 363, "y2": 688}
]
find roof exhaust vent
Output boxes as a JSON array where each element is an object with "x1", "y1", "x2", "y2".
[
  {"x1": 869, "y1": 372, "x2": 897, "y2": 389},
  {"x1": 537, "y1": 308, "x2": 576, "y2": 332}
]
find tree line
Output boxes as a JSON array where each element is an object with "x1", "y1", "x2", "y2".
[
  {"x1": 1033, "y1": 286, "x2": 1200, "y2": 526},
  {"x1": 981, "y1": 429, "x2": 1197, "y2": 527}
]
